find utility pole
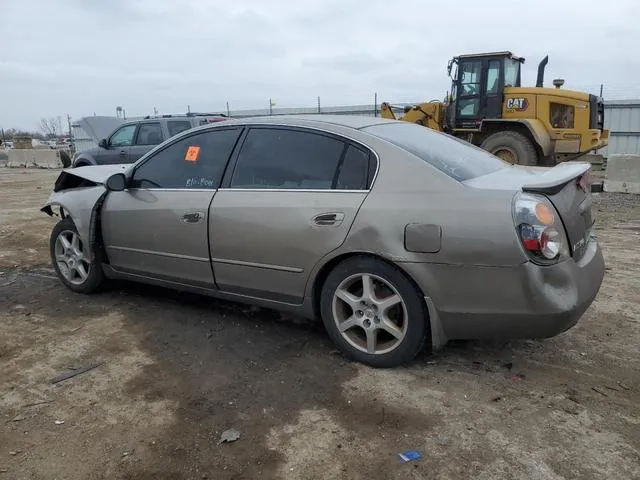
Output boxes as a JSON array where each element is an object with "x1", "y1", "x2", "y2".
[
  {"x1": 153, "y1": 107, "x2": 158, "y2": 116},
  {"x1": 269, "y1": 98, "x2": 274, "y2": 115},
  {"x1": 187, "y1": 105, "x2": 191, "y2": 114},
  {"x1": 374, "y1": 92, "x2": 378, "y2": 117},
  {"x1": 226, "y1": 101, "x2": 230, "y2": 117},
  {"x1": 599, "y1": 84, "x2": 603, "y2": 98},
  {"x1": 66, "y1": 114, "x2": 72, "y2": 138},
  {"x1": 317, "y1": 96, "x2": 321, "y2": 114}
]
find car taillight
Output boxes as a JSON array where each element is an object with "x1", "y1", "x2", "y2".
[{"x1": 513, "y1": 193, "x2": 569, "y2": 264}]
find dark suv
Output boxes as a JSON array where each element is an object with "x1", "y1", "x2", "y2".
[{"x1": 72, "y1": 114, "x2": 226, "y2": 167}]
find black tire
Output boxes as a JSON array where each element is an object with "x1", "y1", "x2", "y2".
[
  {"x1": 59, "y1": 151, "x2": 71, "y2": 168},
  {"x1": 480, "y1": 130, "x2": 538, "y2": 166},
  {"x1": 320, "y1": 256, "x2": 428, "y2": 368},
  {"x1": 50, "y1": 218, "x2": 104, "y2": 294}
]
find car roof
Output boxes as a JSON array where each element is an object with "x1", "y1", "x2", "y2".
[{"x1": 219, "y1": 114, "x2": 396, "y2": 131}]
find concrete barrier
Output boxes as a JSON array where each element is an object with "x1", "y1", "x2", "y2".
[
  {"x1": 6, "y1": 149, "x2": 63, "y2": 169},
  {"x1": 604, "y1": 155, "x2": 640, "y2": 194}
]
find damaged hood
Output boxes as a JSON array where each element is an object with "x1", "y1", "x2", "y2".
[
  {"x1": 42, "y1": 164, "x2": 131, "y2": 261},
  {"x1": 53, "y1": 164, "x2": 130, "y2": 191}
]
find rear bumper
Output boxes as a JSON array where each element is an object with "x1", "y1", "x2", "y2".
[{"x1": 400, "y1": 238, "x2": 605, "y2": 344}]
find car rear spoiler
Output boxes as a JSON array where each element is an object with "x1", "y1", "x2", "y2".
[{"x1": 521, "y1": 163, "x2": 590, "y2": 195}]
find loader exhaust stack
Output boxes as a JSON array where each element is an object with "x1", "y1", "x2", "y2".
[{"x1": 536, "y1": 55, "x2": 549, "y2": 88}]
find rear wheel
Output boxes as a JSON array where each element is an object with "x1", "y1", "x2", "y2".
[
  {"x1": 320, "y1": 256, "x2": 428, "y2": 368},
  {"x1": 481, "y1": 130, "x2": 538, "y2": 166},
  {"x1": 50, "y1": 218, "x2": 104, "y2": 294}
]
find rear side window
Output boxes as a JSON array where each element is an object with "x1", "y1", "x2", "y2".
[
  {"x1": 132, "y1": 128, "x2": 241, "y2": 189},
  {"x1": 230, "y1": 128, "x2": 345, "y2": 189},
  {"x1": 168, "y1": 120, "x2": 193, "y2": 137},
  {"x1": 336, "y1": 146, "x2": 370, "y2": 190},
  {"x1": 135, "y1": 123, "x2": 163, "y2": 145},
  {"x1": 364, "y1": 123, "x2": 508, "y2": 181}
]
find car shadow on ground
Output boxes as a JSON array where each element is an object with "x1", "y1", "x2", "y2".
[{"x1": 0, "y1": 272, "x2": 568, "y2": 479}]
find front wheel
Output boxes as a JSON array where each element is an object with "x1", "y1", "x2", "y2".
[
  {"x1": 50, "y1": 218, "x2": 104, "y2": 294},
  {"x1": 320, "y1": 256, "x2": 428, "y2": 368}
]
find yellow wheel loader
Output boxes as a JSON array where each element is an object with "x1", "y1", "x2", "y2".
[{"x1": 381, "y1": 52, "x2": 609, "y2": 166}]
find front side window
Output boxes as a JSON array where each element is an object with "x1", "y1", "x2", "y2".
[
  {"x1": 230, "y1": 128, "x2": 345, "y2": 189},
  {"x1": 550, "y1": 103, "x2": 575, "y2": 129},
  {"x1": 168, "y1": 120, "x2": 193, "y2": 137},
  {"x1": 364, "y1": 122, "x2": 508, "y2": 182},
  {"x1": 459, "y1": 61, "x2": 481, "y2": 96},
  {"x1": 110, "y1": 125, "x2": 136, "y2": 147},
  {"x1": 135, "y1": 123, "x2": 163, "y2": 145},
  {"x1": 131, "y1": 128, "x2": 241, "y2": 189}
]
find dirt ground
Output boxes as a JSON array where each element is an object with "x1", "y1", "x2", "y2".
[{"x1": 1, "y1": 169, "x2": 639, "y2": 480}]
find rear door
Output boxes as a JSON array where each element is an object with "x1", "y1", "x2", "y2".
[
  {"x1": 128, "y1": 122, "x2": 164, "y2": 162},
  {"x1": 101, "y1": 127, "x2": 243, "y2": 286},
  {"x1": 209, "y1": 126, "x2": 374, "y2": 304}
]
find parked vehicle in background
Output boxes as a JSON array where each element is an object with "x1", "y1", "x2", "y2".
[
  {"x1": 42, "y1": 115, "x2": 604, "y2": 367},
  {"x1": 72, "y1": 114, "x2": 226, "y2": 167}
]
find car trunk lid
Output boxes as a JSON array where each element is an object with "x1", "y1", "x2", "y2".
[{"x1": 464, "y1": 163, "x2": 594, "y2": 260}]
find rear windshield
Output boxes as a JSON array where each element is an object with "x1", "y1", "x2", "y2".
[{"x1": 363, "y1": 122, "x2": 508, "y2": 181}]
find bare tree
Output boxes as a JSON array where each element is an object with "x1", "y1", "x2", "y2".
[
  {"x1": 39, "y1": 117, "x2": 63, "y2": 138},
  {"x1": 2, "y1": 127, "x2": 44, "y2": 140}
]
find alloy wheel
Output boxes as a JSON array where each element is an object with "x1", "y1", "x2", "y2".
[
  {"x1": 54, "y1": 230, "x2": 91, "y2": 285},
  {"x1": 332, "y1": 273, "x2": 408, "y2": 355}
]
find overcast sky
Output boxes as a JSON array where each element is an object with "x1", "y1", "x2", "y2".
[{"x1": 2, "y1": 0, "x2": 639, "y2": 130}]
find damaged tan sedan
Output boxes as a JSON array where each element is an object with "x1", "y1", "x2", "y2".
[{"x1": 42, "y1": 116, "x2": 605, "y2": 367}]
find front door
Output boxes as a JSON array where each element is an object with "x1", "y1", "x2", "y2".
[
  {"x1": 98, "y1": 124, "x2": 136, "y2": 164},
  {"x1": 453, "y1": 57, "x2": 506, "y2": 128},
  {"x1": 128, "y1": 122, "x2": 164, "y2": 162},
  {"x1": 454, "y1": 59, "x2": 483, "y2": 129},
  {"x1": 209, "y1": 127, "x2": 374, "y2": 304},
  {"x1": 101, "y1": 127, "x2": 243, "y2": 287}
]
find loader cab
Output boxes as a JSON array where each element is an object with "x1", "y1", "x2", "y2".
[{"x1": 447, "y1": 51, "x2": 524, "y2": 130}]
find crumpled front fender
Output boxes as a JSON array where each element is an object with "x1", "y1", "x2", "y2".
[{"x1": 41, "y1": 187, "x2": 107, "y2": 261}]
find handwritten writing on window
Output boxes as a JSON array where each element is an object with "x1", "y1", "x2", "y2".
[{"x1": 185, "y1": 177, "x2": 216, "y2": 188}]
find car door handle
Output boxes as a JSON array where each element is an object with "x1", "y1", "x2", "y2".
[
  {"x1": 119, "y1": 150, "x2": 127, "y2": 157},
  {"x1": 182, "y1": 212, "x2": 204, "y2": 224},
  {"x1": 313, "y1": 212, "x2": 345, "y2": 226}
]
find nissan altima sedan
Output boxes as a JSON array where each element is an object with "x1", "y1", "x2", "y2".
[{"x1": 42, "y1": 115, "x2": 605, "y2": 367}]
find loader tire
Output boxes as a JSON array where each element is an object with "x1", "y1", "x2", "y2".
[{"x1": 481, "y1": 131, "x2": 538, "y2": 166}]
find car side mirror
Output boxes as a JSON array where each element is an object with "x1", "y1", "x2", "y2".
[
  {"x1": 99, "y1": 138, "x2": 108, "y2": 149},
  {"x1": 105, "y1": 173, "x2": 126, "y2": 192}
]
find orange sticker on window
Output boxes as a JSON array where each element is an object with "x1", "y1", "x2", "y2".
[{"x1": 185, "y1": 146, "x2": 200, "y2": 162}]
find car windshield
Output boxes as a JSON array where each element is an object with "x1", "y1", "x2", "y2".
[{"x1": 363, "y1": 122, "x2": 509, "y2": 181}]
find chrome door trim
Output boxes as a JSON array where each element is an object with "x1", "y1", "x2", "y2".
[
  {"x1": 211, "y1": 257, "x2": 303, "y2": 273},
  {"x1": 217, "y1": 188, "x2": 369, "y2": 193},
  {"x1": 108, "y1": 245, "x2": 210, "y2": 262},
  {"x1": 126, "y1": 188, "x2": 218, "y2": 193}
]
